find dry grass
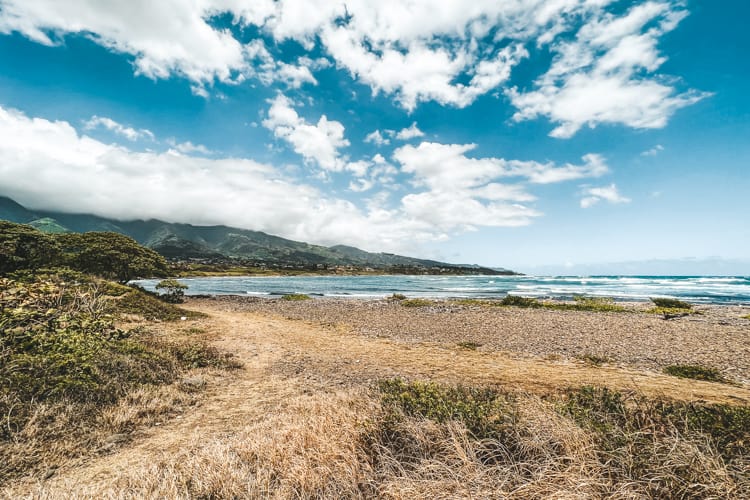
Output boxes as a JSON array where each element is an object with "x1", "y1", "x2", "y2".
[
  {"x1": 5, "y1": 300, "x2": 750, "y2": 498},
  {"x1": 0, "y1": 382, "x2": 202, "y2": 483},
  {"x1": 17, "y1": 384, "x2": 748, "y2": 499}
]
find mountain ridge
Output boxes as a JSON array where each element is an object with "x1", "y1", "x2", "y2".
[{"x1": 0, "y1": 196, "x2": 517, "y2": 275}]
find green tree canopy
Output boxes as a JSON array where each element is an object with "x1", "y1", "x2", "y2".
[
  {"x1": 57, "y1": 232, "x2": 169, "y2": 283},
  {"x1": 155, "y1": 278, "x2": 188, "y2": 303},
  {"x1": 0, "y1": 221, "x2": 61, "y2": 274}
]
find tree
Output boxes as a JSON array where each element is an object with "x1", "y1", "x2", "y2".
[
  {"x1": 0, "y1": 221, "x2": 61, "y2": 275},
  {"x1": 56, "y1": 232, "x2": 169, "y2": 283},
  {"x1": 155, "y1": 279, "x2": 188, "y2": 303}
]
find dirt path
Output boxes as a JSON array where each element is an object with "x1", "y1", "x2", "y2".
[{"x1": 8, "y1": 301, "x2": 750, "y2": 496}]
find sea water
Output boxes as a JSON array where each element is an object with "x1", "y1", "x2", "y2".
[{"x1": 132, "y1": 275, "x2": 750, "y2": 305}]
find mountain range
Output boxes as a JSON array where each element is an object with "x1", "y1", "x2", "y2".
[{"x1": 0, "y1": 196, "x2": 515, "y2": 275}]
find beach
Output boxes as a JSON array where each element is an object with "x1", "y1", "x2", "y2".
[{"x1": 204, "y1": 295, "x2": 750, "y2": 384}]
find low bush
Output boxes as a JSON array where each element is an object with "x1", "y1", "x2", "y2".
[
  {"x1": 377, "y1": 379, "x2": 515, "y2": 440},
  {"x1": 111, "y1": 287, "x2": 204, "y2": 321},
  {"x1": 281, "y1": 293, "x2": 311, "y2": 301},
  {"x1": 651, "y1": 297, "x2": 693, "y2": 309},
  {"x1": 500, "y1": 295, "x2": 542, "y2": 308},
  {"x1": 0, "y1": 274, "x2": 232, "y2": 483}
]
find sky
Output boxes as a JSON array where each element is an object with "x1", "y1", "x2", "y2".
[{"x1": 0, "y1": 0, "x2": 748, "y2": 274}]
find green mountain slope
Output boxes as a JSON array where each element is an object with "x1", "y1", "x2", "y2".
[{"x1": 0, "y1": 196, "x2": 517, "y2": 274}]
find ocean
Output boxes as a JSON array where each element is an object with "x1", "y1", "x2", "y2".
[{"x1": 132, "y1": 275, "x2": 750, "y2": 305}]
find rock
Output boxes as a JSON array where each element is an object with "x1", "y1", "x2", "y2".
[
  {"x1": 180, "y1": 376, "x2": 206, "y2": 390},
  {"x1": 104, "y1": 433, "x2": 129, "y2": 445}
]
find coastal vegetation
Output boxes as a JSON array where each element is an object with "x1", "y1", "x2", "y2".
[
  {"x1": 498, "y1": 294, "x2": 628, "y2": 313},
  {"x1": 663, "y1": 364, "x2": 728, "y2": 383},
  {"x1": 281, "y1": 293, "x2": 311, "y2": 301},
  {"x1": 155, "y1": 278, "x2": 189, "y2": 303},
  {"x1": 651, "y1": 297, "x2": 693, "y2": 309},
  {"x1": 0, "y1": 224, "x2": 238, "y2": 483}
]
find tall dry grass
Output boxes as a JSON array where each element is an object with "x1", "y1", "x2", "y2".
[{"x1": 15, "y1": 382, "x2": 748, "y2": 499}]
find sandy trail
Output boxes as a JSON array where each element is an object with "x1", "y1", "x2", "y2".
[{"x1": 8, "y1": 301, "x2": 750, "y2": 496}]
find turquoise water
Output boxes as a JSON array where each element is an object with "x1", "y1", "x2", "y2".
[{"x1": 132, "y1": 275, "x2": 750, "y2": 305}]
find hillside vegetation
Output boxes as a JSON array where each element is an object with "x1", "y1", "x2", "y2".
[
  {"x1": 0, "y1": 226, "x2": 238, "y2": 483},
  {"x1": 0, "y1": 196, "x2": 513, "y2": 274}
]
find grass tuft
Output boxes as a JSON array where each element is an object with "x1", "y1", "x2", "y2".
[
  {"x1": 501, "y1": 294, "x2": 543, "y2": 308},
  {"x1": 281, "y1": 293, "x2": 311, "y2": 301},
  {"x1": 663, "y1": 364, "x2": 727, "y2": 383},
  {"x1": 651, "y1": 297, "x2": 693, "y2": 309}
]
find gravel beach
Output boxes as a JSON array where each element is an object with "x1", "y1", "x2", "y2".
[{"x1": 197, "y1": 296, "x2": 750, "y2": 384}]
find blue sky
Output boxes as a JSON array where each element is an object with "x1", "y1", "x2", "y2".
[{"x1": 0, "y1": 0, "x2": 747, "y2": 274}]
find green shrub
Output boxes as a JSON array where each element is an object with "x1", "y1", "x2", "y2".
[
  {"x1": 564, "y1": 296, "x2": 626, "y2": 312},
  {"x1": 110, "y1": 288, "x2": 203, "y2": 321},
  {"x1": 560, "y1": 386, "x2": 750, "y2": 462},
  {"x1": 663, "y1": 364, "x2": 726, "y2": 383},
  {"x1": 388, "y1": 293, "x2": 407, "y2": 301},
  {"x1": 377, "y1": 379, "x2": 515, "y2": 440},
  {"x1": 501, "y1": 295, "x2": 542, "y2": 308},
  {"x1": 0, "y1": 278, "x2": 175, "y2": 409},
  {"x1": 281, "y1": 293, "x2": 311, "y2": 301},
  {"x1": 651, "y1": 297, "x2": 692, "y2": 309},
  {"x1": 155, "y1": 279, "x2": 188, "y2": 303}
]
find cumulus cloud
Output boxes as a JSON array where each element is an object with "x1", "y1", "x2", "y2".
[
  {"x1": 84, "y1": 116, "x2": 154, "y2": 141},
  {"x1": 394, "y1": 143, "x2": 608, "y2": 188},
  {"x1": 579, "y1": 184, "x2": 631, "y2": 208},
  {"x1": 167, "y1": 140, "x2": 212, "y2": 155},
  {"x1": 392, "y1": 142, "x2": 611, "y2": 231},
  {"x1": 364, "y1": 130, "x2": 390, "y2": 147},
  {"x1": 0, "y1": 1, "x2": 704, "y2": 131},
  {"x1": 508, "y1": 2, "x2": 708, "y2": 138},
  {"x1": 395, "y1": 122, "x2": 425, "y2": 141},
  {"x1": 262, "y1": 94, "x2": 350, "y2": 172}
]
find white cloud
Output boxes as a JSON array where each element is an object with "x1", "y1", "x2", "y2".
[
  {"x1": 364, "y1": 130, "x2": 390, "y2": 147},
  {"x1": 509, "y1": 2, "x2": 708, "y2": 138},
  {"x1": 395, "y1": 122, "x2": 425, "y2": 141},
  {"x1": 394, "y1": 142, "x2": 608, "y2": 188},
  {"x1": 244, "y1": 39, "x2": 318, "y2": 88},
  {"x1": 641, "y1": 144, "x2": 665, "y2": 156},
  {"x1": 1, "y1": 105, "x2": 614, "y2": 254},
  {"x1": 0, "y1": 0, "x2": 705, "y2": 130},
  {"x1": 83, "y1": 116, "x2": 154, "y2": 142},
  {"x1": 392, "y1": 141, "x2": 611, "y2": 231},
  {"x1": 168, "y1": 140, "x2": 212, "y2": 155},
  {"x1": 579, "y1": 184, "x2": 631, "y2": 208},
  {"x1": 0, "y1": 104, "x2": 434, "y2": 251},
  {"x1": 261, "y1": 94, "x2": 350, "y2": 172}
]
